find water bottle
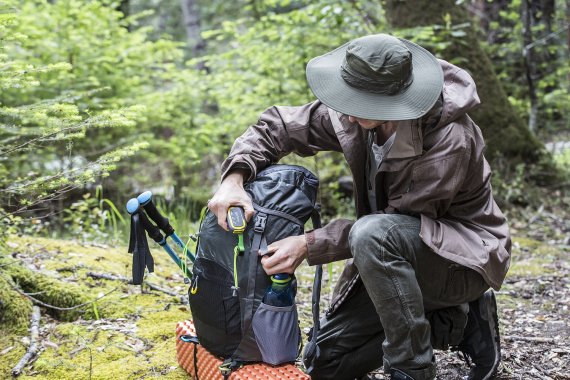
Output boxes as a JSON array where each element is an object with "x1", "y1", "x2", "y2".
[{"x1": 263, "y1": 273, "x2": 296, "y2": 307}]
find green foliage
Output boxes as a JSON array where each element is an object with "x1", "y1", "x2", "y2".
[
  {"x1": 0, "y1": 1, "x2": 157, "y2": 238},
  {"x1": 394, "y1": 16, "x2": 472, "y2": 65},
  {"x1": 176, "y1": 0, "x2": 384, "y2": 210},
  {"x1": 553, "y1": 148, "x2": 570, "y2": 170},
  {"x1": 484, "y1": 0, "x2": 569, "y2": 133},
  {"x1": 491, "y1": 148, "x2": 563, "y2": 208},
  {"x1": 195, "y1": 0, "x2": 381, "y2": 137},
  {"x1": 62, "y1": 186, "x2": 126, "y2": 242},
  {"x1": 3, "y1": 0, "x2": 214, "y2": 201}
]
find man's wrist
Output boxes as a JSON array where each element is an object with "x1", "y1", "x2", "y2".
[
  {"x1": 300, "y1": 234, "x2": 309, "y2": 260},
  {"x1": 224, "y1": 169, "x2": 250, "y2": 185}
]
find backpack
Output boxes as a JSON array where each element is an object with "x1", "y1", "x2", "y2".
[{"x1": 188, "y1": 165, "x2": 321, "y2": 368}]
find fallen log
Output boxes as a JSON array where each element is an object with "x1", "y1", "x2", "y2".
[{"x1": 12, "y1": 306, "x2": 41, "y2": 377}]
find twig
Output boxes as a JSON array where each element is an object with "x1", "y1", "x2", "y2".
[
  {"x1": 86, "y1": 271, "x2": 181, "y2": 298},
  {"x1": 524, "y1": 23, "x2": 570, "y2": 51},
  {"x1": 503, "y1": 335, "x2": 556, "y2": 343},
  {"x1": 0, "y1": 259, "x2": 21, "y2": 268},
  {"x1": 0, "y1": 120, "x2": 90, "y2": 156},
  {"x1": 348, "y1": 0, "x2": 376, "y2": 32},
  {"x1": 12, "y1": 306, "x2": 41, "y2": 376}
]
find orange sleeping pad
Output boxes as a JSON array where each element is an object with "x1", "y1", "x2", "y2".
[{"x1": 176, "y1": 320, "x2": 310, "y2": 379}]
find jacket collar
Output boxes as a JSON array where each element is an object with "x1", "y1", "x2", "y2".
[
  {"x1": 335, "y1": 113, "x2": 422, "y2": 160},
  {"x1": 384, "y1": 119, "x2": 423, "y2": 159}
]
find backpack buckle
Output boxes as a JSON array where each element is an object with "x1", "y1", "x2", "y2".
[
  {"x1": 179, "y1": 335, "x2": 199, "y2": 344},
  {"x1": 254, "y1": 213, "x2": 267, "y2": 233},
  {"x1": 219, "y1": 358, "x2": 242, "y2": 378}
]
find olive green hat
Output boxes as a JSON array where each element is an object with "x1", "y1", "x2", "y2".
[{"x1": 306, "y1": 34, "x2": 443, "y2": 121}]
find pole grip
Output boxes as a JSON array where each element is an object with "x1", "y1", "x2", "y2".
[
  {"x1": 138, "y1": 210, "x2": 164, "y2": 244},
  {"x1": 137, "y1": 191, "x2": 175, "y2": 236}
]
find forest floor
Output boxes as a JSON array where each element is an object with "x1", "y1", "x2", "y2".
[{"x1": 0, "y1": 201, "x2": 568, "y2": 379}]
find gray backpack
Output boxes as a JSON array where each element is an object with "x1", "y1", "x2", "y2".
[{"x1": 188, "y1": 165, "x2": 322, "y2": 371}]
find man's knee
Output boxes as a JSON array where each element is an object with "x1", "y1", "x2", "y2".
[
  {"x1": 349, "y1": 214, "x2": 417, "y2": 268},
  {"x1": 349, "y1": 214, "x2": 390, "y2": 257},
  {"x1": 348, "y1": 214, "x2": 420, "y2": 270}
]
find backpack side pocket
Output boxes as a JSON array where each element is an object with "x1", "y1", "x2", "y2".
[{"x1": 252, "y1": 302, "x2": 301, "y2": 365}]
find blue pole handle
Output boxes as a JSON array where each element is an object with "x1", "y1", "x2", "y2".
[
  {"x1": 126, "y1": 198, "x2": 140, "y2": 214},
  {"x1": 137, "y1": 191, "x2": 152, "y2": 206}
]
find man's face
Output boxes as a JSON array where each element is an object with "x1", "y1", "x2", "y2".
[{"x1": 347, "y1": 115, "x2": 391, "y2": 130}]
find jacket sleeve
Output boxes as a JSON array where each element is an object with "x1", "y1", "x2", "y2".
[
  {"x1": 305, "y1": 219, "x2": 354, "y2": 265},
  {"x1": 221, "y1": 100, "x2": 342, "y2": 182},
  {"x1": 220, "y1": 100, "x2": 351, "y2": 265}
]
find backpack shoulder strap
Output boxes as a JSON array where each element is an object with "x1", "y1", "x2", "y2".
[
  {"x1": 242, "y1": 211, "x2": 268, "y2": 335},
  {"x1": 252, "y1": 203, "x2": 304, "y2": 227}
]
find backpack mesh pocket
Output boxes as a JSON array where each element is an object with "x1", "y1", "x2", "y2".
[{"x1": 252, "y1": 302, "x2": 301, "y2": 365}]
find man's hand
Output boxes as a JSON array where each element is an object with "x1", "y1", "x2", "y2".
[
  {"x1": 261, "y1": 235, "x2": 308, "y2": 275},
  {"x1": 208, "y1": 170, "x2": 254, "y2": 231}
]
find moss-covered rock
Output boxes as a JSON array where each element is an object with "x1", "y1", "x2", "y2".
[{"x1": 4, "y1": 263, "x2": 89, "y2": 321}]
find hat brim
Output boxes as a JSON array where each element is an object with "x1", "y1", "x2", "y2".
[{"x1": 306, "y1": 37, "x2": 443, "y2": 121}]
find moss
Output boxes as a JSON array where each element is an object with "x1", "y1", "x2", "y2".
[
  {"x1": 508, "y1": 237, "x2": 562, "y2": 277},
  {"x1": 18, "y1": 307, "x2": 193, "y2": 379},
  {"x1": 137, "y1": 308, "x2": 190, "y2": 342},
  {"x1": 0, "y1": 272, "x2": 33, "y2": 333},
  {"x1": 0, "y1": 235, "x2": 198, "y2": 379},
  {"x1": 512, "y1": 237, "x2": 545, "y2": 251},
  {"x1": 0, "y1": 333, "x2": 27, "y2": 378},
  {"x1": 4, "y1": 264, "x2": 89, "y2": 321}
]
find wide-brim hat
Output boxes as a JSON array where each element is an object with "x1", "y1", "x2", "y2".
[{"x1": 306, "y1": 34, "x2": 443, "y2": 121}]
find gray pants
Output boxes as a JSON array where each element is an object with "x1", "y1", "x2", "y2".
[{"x1": 304, "y1": 214, "x2": 489, "y2": 380}]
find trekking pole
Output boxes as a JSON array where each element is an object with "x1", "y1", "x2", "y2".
[
  {"x1": 126, "y1": 198, "x2": 154, "y2": 285},
  {"x1": 137, "y1": 191, "x2": 196, "y2": 263},
  {"x1": 126, "y1": 198, "x2": 192, "y2": 279}
]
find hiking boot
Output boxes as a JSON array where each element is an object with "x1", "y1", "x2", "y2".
[{"x1": 454, "y1": 290, "x2": 501, "y2": 380}]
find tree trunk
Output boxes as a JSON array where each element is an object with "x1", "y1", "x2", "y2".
[
  {"x1": 116, "y1": 0, "x2": 130, "y2": 31},
  {"x1": 117, "y1": 0, "x2": 129, "y2": 18},
  {"x1": 469, "y1": 0, "x2": 511, "y2": 44},
  {"x1": 384, "y1": 0, "x2": 543, "y2": 163},
  {"x1": 180, "y1": 0, "x2": 206, "y2": 58},
  {"x1": 567, "y1": 0, "x2": 570, "y2": 50},
  {"x1": 522, "y1": 0, "x2": 539, "y2": 132}
]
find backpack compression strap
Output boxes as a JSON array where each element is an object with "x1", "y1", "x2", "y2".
[
  {"x1": 307, "y1": 208, "x2": 323, "y2": 373},
  {"x1": 242, "y1": 204, "x2": 305, "y2": 333}
]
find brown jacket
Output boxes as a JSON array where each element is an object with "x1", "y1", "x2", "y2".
[{"x1": 221, "y1": 60, "x2": 511, "y2": 313}]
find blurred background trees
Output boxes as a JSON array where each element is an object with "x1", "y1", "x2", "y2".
[{"x1": 1, "y1": 0, "x2": 568, "y2": 242}]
